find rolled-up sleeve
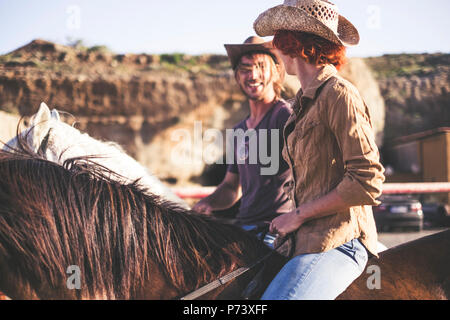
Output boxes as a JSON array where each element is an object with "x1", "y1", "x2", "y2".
[{"x1": 326, "y1": 82, "x2": 385, "y2": 206}]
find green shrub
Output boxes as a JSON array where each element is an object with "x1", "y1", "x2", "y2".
[
  {"x1": 160, "y1": 53, "x2": 184, "y2": 65},
  {"x1": 87, "y1": 45, "x2": 110, "y2": 53}
]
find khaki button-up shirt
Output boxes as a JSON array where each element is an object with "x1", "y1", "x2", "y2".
[{"x1": 282, "y1": 64, "x2": 385, "y2": 257}]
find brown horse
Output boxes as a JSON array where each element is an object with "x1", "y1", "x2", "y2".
[
  {"x1": 339, "y1": 229, "x2": 450, "y2": 299},
  {"x1": 0, "y1": 144, "x2": 448, "y2": 299},
  {"x1": 0, "y1": 145, "x2": 286, "y2": 300}
]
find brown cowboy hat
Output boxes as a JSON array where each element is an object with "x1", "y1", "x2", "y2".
[
  {"x1": 253, "y1": 0, "x2": 359, "y2": 47},
  {"x1": 224, "y1": 36, "x2": 285, "y2": 77}
]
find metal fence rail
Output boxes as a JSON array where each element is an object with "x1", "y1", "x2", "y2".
[
  {"x1": 172, "y1": 182, "x2": 450, "y2": 199},
  {"x1": 381, "y1": 182, "x2": 450, "y2": 195}
]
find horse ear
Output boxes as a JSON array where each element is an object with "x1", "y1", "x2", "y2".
[
  {"x1": 29, "y1": 102, "x2": 52, "y2": 151},
  {"x1": 51, "y1": 109, "x2": 61, "y2": 121},
  {"x1": 30, "y1": 103, "x2": 51, "y2": 126}
]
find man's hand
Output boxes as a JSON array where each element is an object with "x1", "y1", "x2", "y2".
[
  {"x1": 192, "y1": 172, "x2": 241, "y2": 216},
  {"x1": 192, "y1": 200, "x2": 213, "y2": 216}
]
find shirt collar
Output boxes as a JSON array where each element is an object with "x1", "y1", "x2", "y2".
[
  {"x1": 291, "y1": 64, "x2": 338, "y2": 116},
  {"x1": 301, "y1": 64, "x2": 338, "y2": 100}
]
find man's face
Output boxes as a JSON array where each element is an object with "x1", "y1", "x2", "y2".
[{"x1": 235, "y1": 54, "x2": 275, "y2": 101}]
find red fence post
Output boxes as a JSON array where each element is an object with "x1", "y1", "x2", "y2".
[{"x1": 172, "y1": 182, "x2": 450, "y2": 199}]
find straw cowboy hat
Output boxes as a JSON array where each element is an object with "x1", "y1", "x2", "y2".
[
  {"x1": 253, "y1": 0, "x2": 360, "y2": 47},
  {"x1": 224, "y1": 36, "x2": 285, "y2": 77}
]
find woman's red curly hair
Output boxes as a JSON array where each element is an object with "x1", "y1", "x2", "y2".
[{"x1": 273, "y1": 30, "x2": 347, "y2": 70}]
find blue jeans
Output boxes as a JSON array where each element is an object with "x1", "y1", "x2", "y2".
[{"x1": 261, "y1": 238, "x2": 368, "y2": 300}]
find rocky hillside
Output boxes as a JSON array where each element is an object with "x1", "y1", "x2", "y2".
[
  {"x1": 0, "y1": 40, "x2": 246, "y2": 184},
  {"x1": 2, "y1": 39, "x2": 445, "y2": 186},
  {"x1": 365, "y1": 53, "x2": 449, "y2": 141}
]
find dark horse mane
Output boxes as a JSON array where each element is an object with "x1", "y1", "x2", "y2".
[{"x1": 0, "y1": 140, "x2": 266, "y2": 299}]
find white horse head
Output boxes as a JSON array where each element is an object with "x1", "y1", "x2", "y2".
[{"x1": 3, "y1": 102, "x2": 188, "y2": 208}]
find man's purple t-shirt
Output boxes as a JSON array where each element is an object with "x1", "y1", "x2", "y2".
[{"x1": 227, "y1": 100, "x2": 293, "y2": 224}]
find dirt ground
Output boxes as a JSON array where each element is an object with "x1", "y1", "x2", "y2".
[{"x1": 377, "y1": 227, "x2": 449, "y2": 249}]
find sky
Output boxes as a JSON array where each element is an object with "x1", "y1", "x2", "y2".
[{"x1": 0, "y1": 0, "x2": 449, "y2": 57}]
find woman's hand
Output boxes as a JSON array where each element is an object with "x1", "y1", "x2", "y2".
[
  {"x1": 192, "y1": 200, "x2": 213, "y2": 216},
  {"x1": 269, "y1": 190, "x2": 352, "y2": 237},
  {"x1": 269, "y1": 209, "x2": 304, "y2": 237}
]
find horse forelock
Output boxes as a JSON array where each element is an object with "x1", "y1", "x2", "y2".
[{"x1": 0, "y1": 147, "x2": 266, "y2": 299}]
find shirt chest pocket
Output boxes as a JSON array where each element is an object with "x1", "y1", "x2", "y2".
[
  {"x1": 288, "y1": 119, "x2": 324, "y2": 164},
  {"x1": 296, "y1": 119, "x2": 321, "y2": 141}
]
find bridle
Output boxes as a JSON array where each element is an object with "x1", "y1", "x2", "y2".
[
  {"x1": 179, "y1": 231, "x2": 293, "y2": 300},
  {"x1": 37, "y1": 129, "x2": 52, "y2": 155}
]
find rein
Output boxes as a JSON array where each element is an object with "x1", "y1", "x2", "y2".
[
  {"x1": 37, "y1": 129, "x2": 51, "y2": 155},
  {"x1": 179, "y1": 232, "x2": 293, "y2": 300}
]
